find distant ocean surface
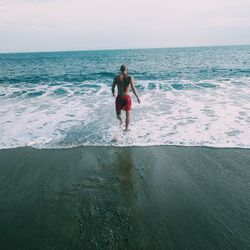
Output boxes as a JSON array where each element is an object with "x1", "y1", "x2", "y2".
[{"x1": 0, "y1": 45, "x2": 250, "y2": 149}]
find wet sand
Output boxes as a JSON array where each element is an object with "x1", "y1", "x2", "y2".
[{"x1": 0, "y1": 146, "x2": 249, "y2": 249}]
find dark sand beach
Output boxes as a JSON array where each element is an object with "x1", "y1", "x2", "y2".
[{"x1": 0, "y1": 145, "x2": 249, "y2": 249}]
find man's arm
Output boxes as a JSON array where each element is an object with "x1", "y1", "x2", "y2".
[
  {"x1": 112, "y1": 77, "x2": 117, "y2": 96},
  {"x1": 130, "y1": 77, "x2": 140, "y2": 103}
]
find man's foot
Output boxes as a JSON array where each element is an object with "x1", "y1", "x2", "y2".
[
  {"x1": 119, "y1": 120, "x2": 123, "y2": 128},
  {"x1": 112, "y1": 135, "x2": 120, "y2": 142}
]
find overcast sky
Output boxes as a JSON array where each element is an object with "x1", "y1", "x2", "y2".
[{"x1": 0, "y1": 0, "x2": 250, "y2": 52}]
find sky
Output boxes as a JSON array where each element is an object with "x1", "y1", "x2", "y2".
[{"x1": 0, "y1": 0, "x2": 250, "y2": 53}]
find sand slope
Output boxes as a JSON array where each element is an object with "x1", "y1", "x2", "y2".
[{"x1": 0, "y1": 146, "x2": 249, "y2": 249}]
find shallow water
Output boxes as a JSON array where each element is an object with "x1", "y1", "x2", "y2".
[{"x1": 0, "y1": 45, "x2": 250, "y2": 148}]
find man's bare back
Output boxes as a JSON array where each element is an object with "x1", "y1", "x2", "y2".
[
  {"x1": 114, "y1": 74, "x2": 132, "y2": 96},
  {"x1": 111, "y1": 65, "x2": 140, "y2": 131}
]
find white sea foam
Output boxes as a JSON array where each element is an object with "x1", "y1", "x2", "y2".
[{"x1": 0, "y1": 78, "x2": 249, "y2": 149}]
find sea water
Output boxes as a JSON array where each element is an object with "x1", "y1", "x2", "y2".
[{"x1": 0, "y1": 45, "x2": 249, "y2": 149}]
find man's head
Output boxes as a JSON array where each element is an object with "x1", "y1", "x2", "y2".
[{"x1": 120, "y1": 64, "x2": 128, "y2": 75}]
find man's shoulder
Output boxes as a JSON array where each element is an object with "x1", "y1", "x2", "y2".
[
  {"x1": 114, "y1": 75, "x2": 120, "y2": 80},
  {"x1": 114, "y1": 74, "x2": 134, "y2": 81},
  {"x1": 127, "y1": 75, "x2": 133, "y2": 81}
]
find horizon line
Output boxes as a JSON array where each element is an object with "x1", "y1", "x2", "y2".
[{"x1": 0, "y1": 43, "x2": 249, "y2": 55}]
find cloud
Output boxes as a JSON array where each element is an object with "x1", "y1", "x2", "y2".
[
  {"x1": 207, "y1": 16, "x2": 250, "y2": 28},
  {"x1": 0, "y1": 0, "x2": 249, "y2": 52}
]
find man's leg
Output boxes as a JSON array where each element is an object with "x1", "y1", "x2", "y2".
[
  {"x1": 125, "y1": 111, "x2": 131, "y2": 131},
  {"x1": 115, "y1": 97, "x2": 122, "y2": 128},
  {"x1": 117, "y1": 112, "x2": 122, "y2": 128}
]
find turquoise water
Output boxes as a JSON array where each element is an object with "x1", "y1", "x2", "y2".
[{"x1": 0, "y1": 45, "x2": 250, "y2": 148}]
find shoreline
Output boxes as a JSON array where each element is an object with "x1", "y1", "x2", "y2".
[{"x1": 1, "y1": 143, "x2": 250, "y2": 151}]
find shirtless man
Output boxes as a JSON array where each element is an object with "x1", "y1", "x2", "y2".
[{"x1": 112, "y1": 64, "x2": 140, "y2": 131}]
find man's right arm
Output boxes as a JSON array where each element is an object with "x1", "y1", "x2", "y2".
[{"x1": 130, "y1": 76, "x2": 141, "y2": 103}]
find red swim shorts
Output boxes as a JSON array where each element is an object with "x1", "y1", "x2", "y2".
[{"x1": 115, "y1": 95, "x2": 131, "y2": 114}]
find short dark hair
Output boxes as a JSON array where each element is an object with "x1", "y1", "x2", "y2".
[{"x1": 120, "y1": 64, "x2": 128, "y2": 72}]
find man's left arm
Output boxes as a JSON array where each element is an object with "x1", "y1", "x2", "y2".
[{"x1": 112, "y1": 77, "x2": 116, "y2": 97}]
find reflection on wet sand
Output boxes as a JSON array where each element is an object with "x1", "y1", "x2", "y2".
[
  {"x1": 116, "y1": 147, "x2": 135, "y2": 203},
  {"x1": 73, "y1": 147, "x2": 141, "y2": 249}
]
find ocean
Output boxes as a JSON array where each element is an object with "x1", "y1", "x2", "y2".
[
  {"x1": 0, "y1": 45, "x2": 250, "y2": 149},
  {"x1": 1, "y1": 45, "x2": 250, "y2": 249}
]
